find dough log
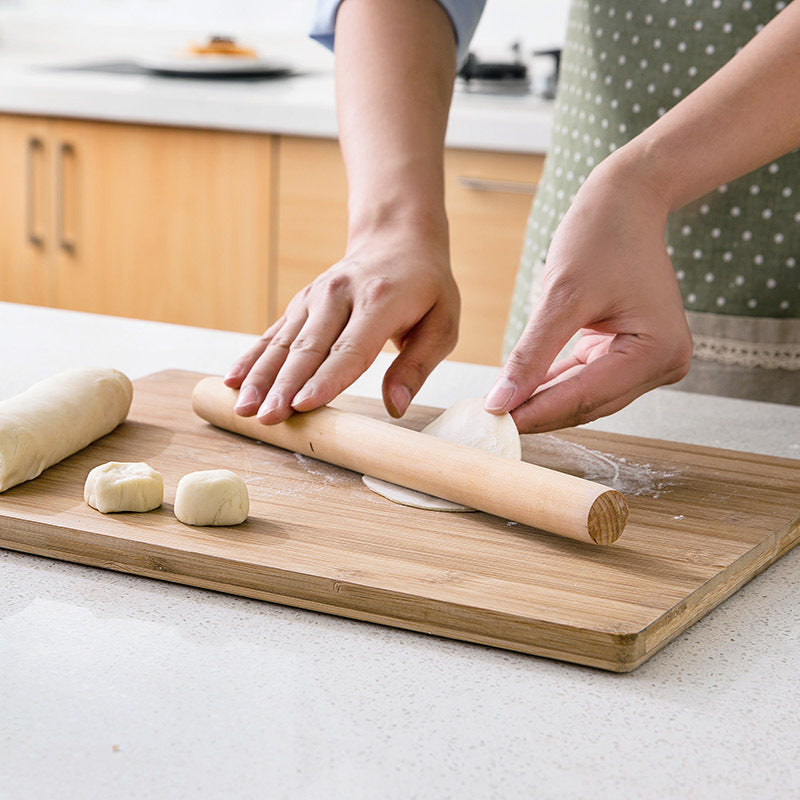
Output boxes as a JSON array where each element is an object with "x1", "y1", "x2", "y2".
[{"x1": 0, "y1": 368, "x2": 133, "y2": 492}]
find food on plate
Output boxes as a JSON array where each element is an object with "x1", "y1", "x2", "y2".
[
  {"x1": 362, "y1": 397, "x2": 522, "y2": 511},
  {"x1": 174, "y1": 469, "x2": 249, "y2": 526},
  {"x1": 84, "y1": 462, "x2": 164, "y2": 513},
  {"x1": 187, "y1": 36, "x2": 257, "y2": 58},
  {"x1": 0, "y1": 367, "x2": 133, "y2": 493}
]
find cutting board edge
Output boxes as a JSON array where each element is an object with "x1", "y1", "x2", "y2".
[
  {"x1": 639, "y1": 513, "x2": 800, "y2": 661},
  {"x1": 0, "y1": 514, "x2": 647, "y2": 672}
]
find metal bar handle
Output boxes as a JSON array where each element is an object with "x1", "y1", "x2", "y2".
[
  {"x1": 457, "y1": 176, "x2": 538, "y2": 195},
  {"x1": 56, "y1": 141, "x2": 76, "y2": 255},
  {"x1": 26, "y1": 136, "x2": 45, "y2": 248}
]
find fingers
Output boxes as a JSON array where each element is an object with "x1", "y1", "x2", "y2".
[
  {"x1": 251, "y1": 289, "x2": 356, "y2": 423},
  {"x1": 484, "y1": 283, "x2": 583, "y2": 414},
  {"x1": 224, "y1": 317, "x2": 285, "y2": 389},
  {"x1": 381, "y1": 301, "x2": 459, "y2": 417},
  {"x1": 510, "y1": 334, "x2": 690, "y2": 433},
  {"x1": 289, "y1": 291, "x2": 417, "y2": 417},
  {"x1": 232, "y1": 312, "x2": 308, "y2": 417}
]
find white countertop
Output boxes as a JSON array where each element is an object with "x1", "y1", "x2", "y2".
[
  {"x1": 1, "y1": 302, "x2": 799, "y2": 799},
  {"x1": 0, "y1": 33, "x2": 554, "y2": 153}
]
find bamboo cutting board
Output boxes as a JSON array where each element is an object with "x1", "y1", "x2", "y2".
[{"x1": 1, "y1": 370, "x2": 798, "y2": 671}]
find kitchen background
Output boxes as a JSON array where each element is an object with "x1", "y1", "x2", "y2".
[
  {"x1": 0, "y1": 0, "x2": 567, "y2": 366},
  {"x1": 0, "y1": 0, "x2": 569, "y2": 52}
]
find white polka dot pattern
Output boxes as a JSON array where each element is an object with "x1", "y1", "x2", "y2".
[{"x1": 504, "y1": 0, "x2": 799, "y2": 359}]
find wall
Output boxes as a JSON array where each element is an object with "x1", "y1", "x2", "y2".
[{"x1": 0, "y1": 0, "x2": 569, "y2": 50}]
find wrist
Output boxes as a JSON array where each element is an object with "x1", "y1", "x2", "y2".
[
  {"x1": 587, "y1": 143, "x2": 674, "y2": 221},
  {"x1": 346, "y1": 191, "x2": 449, "y2": 253}
]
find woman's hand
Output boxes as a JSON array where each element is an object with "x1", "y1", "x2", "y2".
[
  {"x1": 224, "y1": 222, "x2": 459, "y2": 424},
  {"x1": 485, "y1": 154, "x2": 694, "y2": 433}
]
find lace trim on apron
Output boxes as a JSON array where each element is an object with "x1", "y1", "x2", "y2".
[{"x1": 686, "y1": 311, "x2": 800, "y2": 371}]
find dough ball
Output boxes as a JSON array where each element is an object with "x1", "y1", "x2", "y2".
[
  {"x1": 362, "y1": 397, "x2": 522, "y2": 511},
  {"x1": 174, "y1": 470, "x2": 249, "y2": 526},
  {"x1": 84, "y1": 461, "x2": 163, "y2": 513}
]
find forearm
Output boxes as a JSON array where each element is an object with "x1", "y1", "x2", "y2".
[
  {"x1": 609, "y1": 0, "x2": 800, "y2": 212},
  {"x1": 334, "y1": 0, "x2": 457, "y2": 246}
]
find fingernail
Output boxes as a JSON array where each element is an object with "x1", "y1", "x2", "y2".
[
  {"x1": 257, "y1": 393, "x2": 281, "y2": 418},
  {"x1": 234, "y1": 384, "x2": 259, "y2": 410},
  {"x1": 292, "y1": 385, "x2": 315, "y2": 408},
  {"x1": 485, "y1": 377, "x2": 516, "y2": 412},
  {"x1": 225, "y1": 364, "x2": 243, "y2": 381},
  {"x1": 389, "y1": 385, "x2": 411, "y2": 416}
]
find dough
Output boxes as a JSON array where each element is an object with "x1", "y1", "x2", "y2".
[
  {"x1": 0, "y1": 367, "x2": 133, "y2": 493},
  {"x1": 174, "y1": 469, "x2": 249, "y2": 526},
  {"x1": 362, "y1": 475, "x2": 474, "y2": 512},
  {"x1": 84, "y1": 462, "x2": 163, "y2": 513},
  {"x1": 362, "y1": 397, "x2": 522, "y2": 511}
]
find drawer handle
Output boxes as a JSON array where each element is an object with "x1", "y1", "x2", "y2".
[
  {"x1": 26, "y1": 136, "x2": 45, "y2": 248},
  {"x1": 56, "y1": 141, "x2": 76, "y2": 255},
  {"x1": 457, "y1": 176, "x2": 538, "y2": 195}
]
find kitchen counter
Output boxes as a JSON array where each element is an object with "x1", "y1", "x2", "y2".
[
  {"x1": 0, "y1": 34, "x2": 554, "y2": 153},
  {"x1": 1, "y1": 302, "x2": 799, "y2": 799}
]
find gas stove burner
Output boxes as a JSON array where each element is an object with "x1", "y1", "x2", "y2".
[{"x1": 457, "y1": 51, "x2": 530, "y2": 95}]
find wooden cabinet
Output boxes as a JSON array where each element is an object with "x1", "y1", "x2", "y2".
[
  {"x1": 0, "y1": 115, "x2": 55, "y2": 307},
  {"x1": 1, "y1": 115, "x2": 542, "y2": 364},
  {"x1": 0, "y1": 115, "x2": 273, "y2": 332},
  {"x1": 275, "y1": 136, "x2": 348, "y2": 316},
  {"x1": 444, "y1": 149, "x2": 542, "y2": 364},
  {"x1": 275, "y1": 136, "x2": 542, "y2": 365}
]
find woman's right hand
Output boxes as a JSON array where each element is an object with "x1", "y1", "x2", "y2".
[{"x1": 224, "y1": 221, "x2": 460, "y2": 425}]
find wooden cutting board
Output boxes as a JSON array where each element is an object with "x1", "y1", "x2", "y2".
[{"x1": 1, "y1": 370, "x2": 798, "y2": 671}]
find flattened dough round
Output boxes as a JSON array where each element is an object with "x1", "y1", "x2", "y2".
[
  {"x1": 174, "y1": 469, "x2": 249, "y2": 526},
  {"x1": 362, "y1": 397, "x2": 522, "y2": 511},
  {"x1": 85, "y1": 461, "x2": 164, "y2": 513}
]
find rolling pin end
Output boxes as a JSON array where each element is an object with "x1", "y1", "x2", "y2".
[{"x1": 587, "y1": 490, "x2": 629, "y2": 545}]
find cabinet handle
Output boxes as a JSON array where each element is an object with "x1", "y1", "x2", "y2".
[
  {"x1": 26, "y1": 136, "x2": 45, "y2": 248},
  {"x1": 56, "y1": 141, "x2": 76, "y2": 255},
  {"x1": 457, "y1": 176, "x2": 538, "y2": 195}
]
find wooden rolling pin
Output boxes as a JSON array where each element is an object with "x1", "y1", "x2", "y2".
[{"x1": 192, "y1": 377, "x2": 629, "y2": 545}]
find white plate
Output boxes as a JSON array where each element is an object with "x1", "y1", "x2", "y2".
[{"x1": 135, "y1": 54, "x2": 291, "y2": 76}]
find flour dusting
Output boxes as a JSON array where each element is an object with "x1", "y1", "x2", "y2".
[
  {"x1": 293, "y1": 453, "x2": 351, "y2": 485},
  {"x1": 534, "y1": 435, "x2": 680, "y2": 497}
]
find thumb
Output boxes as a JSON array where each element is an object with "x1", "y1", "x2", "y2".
[
  {"x1": 381, "y1": 303, "x2": 459, "y2": 418},
  {"x1": 485, "y1": 294, "x2": 580, "y2": 414}
]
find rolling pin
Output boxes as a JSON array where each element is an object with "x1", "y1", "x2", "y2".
[{"x1": 192, "y1": 377, "x2": 629, "y2": 545}]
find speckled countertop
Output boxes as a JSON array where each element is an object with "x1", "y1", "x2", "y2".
[{"x1": 1, "y1": 302, "x2": 799, "y2": 799}]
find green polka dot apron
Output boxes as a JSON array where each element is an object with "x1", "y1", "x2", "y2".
[{"x1": 506, "y1": 0, "x2": 800, "y2": 404}]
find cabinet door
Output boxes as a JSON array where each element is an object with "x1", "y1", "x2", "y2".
[
  {"x1": 0, "y1": 115, "x2": 55, "y2": 306},
  {"x1": 52, "y1": 120, "x2": 273, "y2": 332},
  {"x1": 275, "y1": 136, "x2": 348, "y2": 315},
  {"x1": 445, "y1": 149, "x2": 543, "y2": 365}
]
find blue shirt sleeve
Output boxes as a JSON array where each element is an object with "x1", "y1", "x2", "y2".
[{"x1": 310, "y1": 0, "x2": 486, "y2": 66}]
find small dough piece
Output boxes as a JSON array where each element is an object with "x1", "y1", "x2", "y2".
[
  {"x1": 0, "y1": 367, "x2": 133, "y2": 493},
  {"x1": 84, "y1": 462, "x2": 164, "y2": 513},
  {"x1": 362, "y1": 397, "x2": 522, "y2": 511},
  {"x1": 174, "y1": 469, "x2": 249, "y2": 526}
]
